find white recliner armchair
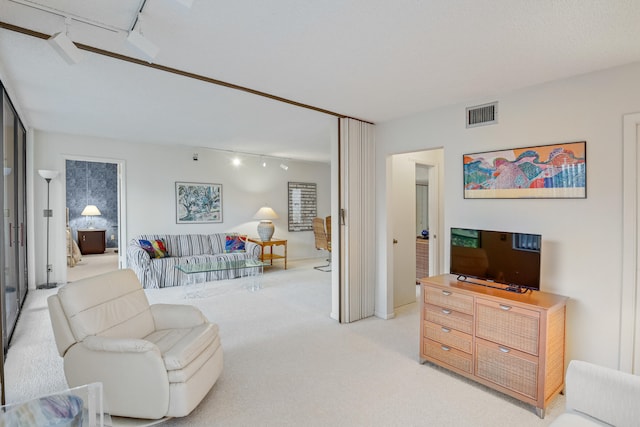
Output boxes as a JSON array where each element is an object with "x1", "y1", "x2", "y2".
[
  {"x1": 47, "y1": 268, "x2": 223, "y2": 420},
  {"x1": 550, "y1": 360, "x2": 640, "y2": 427}
]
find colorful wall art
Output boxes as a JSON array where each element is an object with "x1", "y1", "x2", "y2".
[
  {"x1": 463, "y1": 141, "x2": 586, "y2": 199},
  {"x1": 175, "y1": 182, "x2": 223, "y2": 223}
]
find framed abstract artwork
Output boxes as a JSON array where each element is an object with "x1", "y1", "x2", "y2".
[
  {"x1": 463, "y1": 141, "x2": 586, "y2": 199},
  {"x1": 288, "y1": 182, "x2": 317, "y2": 231},
  {"x1": 175, "y1": 182, "x2": 223, "y2": 223}
]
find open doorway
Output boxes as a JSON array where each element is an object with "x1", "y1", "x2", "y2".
[
  {"x1": 389, "y1": 148, "x2": 443, "y2": 310},
  {"x1": 65, "y1": 158, "x2": 122, "y2": 282},
  {"x1": 415, "y1": 164, "x2": 430, "y2": 282}
]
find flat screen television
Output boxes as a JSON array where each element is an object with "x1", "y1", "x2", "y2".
[{"x1": 450, "y1": 227, "x2": 542, "y2": 292}]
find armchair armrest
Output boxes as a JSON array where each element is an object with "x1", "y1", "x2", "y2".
[
  {"x1": 150, "y1": 304, "x2": 208, "y2": 330},
  {"x1": 82, "y1": 335, "x2": 157, "y2": 353},
  {"x1": 564, "y1": 360, "x2": 640, "y2": 427}
]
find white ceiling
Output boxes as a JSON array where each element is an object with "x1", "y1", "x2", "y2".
[{"x1": 2, "y1": 0, "x2": 640, "y2": 163}]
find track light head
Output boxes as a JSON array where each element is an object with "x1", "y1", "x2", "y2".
[
  {"x1": 48, "y1": 32, "x2": 82, "y2": 65},
  {"x1": 127, "y1": 29, "x2": 159, "y2": 63}
]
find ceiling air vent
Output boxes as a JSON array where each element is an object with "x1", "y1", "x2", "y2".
[{"x1": 466, "y1": 102, "x2": 498, "y2": 128}]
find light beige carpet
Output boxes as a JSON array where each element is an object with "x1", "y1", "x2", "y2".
[
  {"x1": 66, "y1": 249, "x2": 119, "y2": 283},
  {"x1": 5, "y1": 260, "x2": 564, "y2": 426}
]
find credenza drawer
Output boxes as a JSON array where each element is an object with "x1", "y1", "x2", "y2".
[
  {"x1": 423, "y1": 339, "x2": 473, "y2": 374},
  {"x1": 424, "y1": 321, "x2": 472, "y2": 354},
  {"x1": 476, "y1": 298, "x2": 540, "y2": 355},
  {"x1": 424, "y1": 304, "x2": 473, "y2": 334},
  {"x1": 424, "y1": 286, "x2": 474, "y2": 315},
  {"x1": 475, "y1": 338, "x2": 539, "y2": 400}
]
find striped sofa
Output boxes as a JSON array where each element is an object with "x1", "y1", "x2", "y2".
[{"x1": 126, "y1": 234, "x2": 261, "y2": 289}]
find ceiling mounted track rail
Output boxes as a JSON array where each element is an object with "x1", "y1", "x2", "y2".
[{"x1": 0, "y1": 21, "x2": 373, "y2": 123}]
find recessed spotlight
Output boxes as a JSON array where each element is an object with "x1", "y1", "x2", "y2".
[{"x1": 232, "y1": 157, "x2": 242, "y2": 167}]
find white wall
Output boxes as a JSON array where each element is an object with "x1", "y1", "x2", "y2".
[
  {"x1": 376, "y1": 61, "x2": 640, "y2": 369},
  {"x1": 31, "y1": 131, "x2": 331, "y2": 287}
]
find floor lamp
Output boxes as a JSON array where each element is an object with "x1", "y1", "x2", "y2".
[{"x1": 37, "y1": 169, "x2": 59, "y2": 289}]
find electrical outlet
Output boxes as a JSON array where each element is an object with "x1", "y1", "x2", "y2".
[
  {"x1": 47, "y1": 264, "x2": 53, "y2": 272},
  {"x1": 110, "y1": 234, "x2": 115, "y2": 241}
]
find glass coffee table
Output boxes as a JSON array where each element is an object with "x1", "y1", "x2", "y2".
[{"x1": 175, "y1": 259, "x2": 267, "y2": 297}]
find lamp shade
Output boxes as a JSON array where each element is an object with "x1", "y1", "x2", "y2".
[
  {"x1": 38, "y1": 169, "x2": 59, "y2": 180},
  {"x1": 81, "y1": 205, "x2": 102, "y2": 216},
  {"x1": 253, "y1": 206, "x2": 279, "y2": 220}
]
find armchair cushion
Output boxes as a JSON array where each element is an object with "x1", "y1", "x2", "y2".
[
  {"x1": 150, "y1": 304, "x2": 207, "y2": 330},
  {"x1": 145, "y1": 323, "x2": 219, "y2": 370},
  {"x1": 57, "y1": 269, "x2": 155, "y2": 341}
]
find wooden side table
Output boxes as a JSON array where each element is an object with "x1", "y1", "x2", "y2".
[
  {"x1": 77, "y1": 229, "x2": 106, "y2": 255},
  {"x1": 248, "y1": 238, "x2": 287, "y2": 269}
]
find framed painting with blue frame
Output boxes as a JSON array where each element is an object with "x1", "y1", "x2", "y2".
[{"x1": 463, "y1": 141, "x2": 586, "y2": 199}]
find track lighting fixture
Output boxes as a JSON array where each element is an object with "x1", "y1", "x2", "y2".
[
  {"x1": 48, "y1": 18, "x2": 82, "y2": 65},
  {"x1": 127, "y1": 14, "x2": 159, "y2": 63},
  {"x1": 280, "y1": 163, "x2": 289, "y2": 171}
]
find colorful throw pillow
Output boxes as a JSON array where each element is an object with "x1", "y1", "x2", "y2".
[
  {"x1": 225, "y1": 234, "x2": 247, "y2": 253},
  {"x1": 139, "y1": 239, "x2": 170, "y2": 258}
]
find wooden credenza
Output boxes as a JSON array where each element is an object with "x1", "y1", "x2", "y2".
[
  {"x1": 77, "y1": 229, "x2": 106, "y2": 255},
  {"x1": 420, "y1": 274, "x2": 567, "y2": 418}
]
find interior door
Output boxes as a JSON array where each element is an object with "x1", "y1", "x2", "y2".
[{"x1": 391, "y1": 155, "x2": 417, "y2": 308}]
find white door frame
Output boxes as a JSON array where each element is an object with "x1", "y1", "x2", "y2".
[
  {"x1": 62, "y1": 155, "x2": 126, "y2": 281},
  {"x1": 621, "y1": 112, "x2": 640, "y2": 373},
  {"x1": 387, "y1": 149, "x2": 443, "y2": 315}
]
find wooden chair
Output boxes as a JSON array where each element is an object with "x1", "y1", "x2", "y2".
[
  {"x1": 325, "y1": 215, "x2": 331, "y2": 246},
  {"x1": 313, "y1": 217, "x2": 331, "y2": 272}
]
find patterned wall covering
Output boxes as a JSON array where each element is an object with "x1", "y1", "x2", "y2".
[{"x1": 66, "y1": 160, "x2": 118, "y2": 249}]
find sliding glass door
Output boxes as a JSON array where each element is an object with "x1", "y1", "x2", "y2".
[{"x1": 0, "y1": 86, "x2": 28, "y2": 355}]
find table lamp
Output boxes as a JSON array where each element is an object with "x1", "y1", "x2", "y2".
[
  {"x1": 253, "y1": 206, "x2": 278, "y2": 241},
  {"x1": 81, "y1": 204, "x2": 102, "y2": 229}
]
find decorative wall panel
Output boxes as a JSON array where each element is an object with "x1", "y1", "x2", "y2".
[{"x1": 288, "y1": 182, "x2": 316, "y2": 231}]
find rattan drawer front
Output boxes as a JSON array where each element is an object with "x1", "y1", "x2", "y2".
[
  {"x1": 475, "y1": 299, "x2": 540, "y2": 355},
  {"x1": 475, "y1": 339, "x2": 539, "y2": 400},
  {"x1": 424, "y1": 286, "x2": 474, "y2": 314},
  {"x1": 424, "y1": 321, "x2": 473, "y2": 354},
  {"x1": 424, "y1": 339, "x2": 473, "y2": 374},
  {"x1": 424, "y1": 304, "x2": 473, "y2": 334}
]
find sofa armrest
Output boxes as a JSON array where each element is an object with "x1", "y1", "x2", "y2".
[
  {"x1": 126, "y1": 239, "x2": 151, "y2": 269},
  {"x1": 246, "y1": 241, "x2": 261, "y2": 260},
  {"x1": 150, "y1": 304, "x2": 208, "y2": 329},
  {"x1": 564, "y1": 360, "x2": 640, "y2": 427}
]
